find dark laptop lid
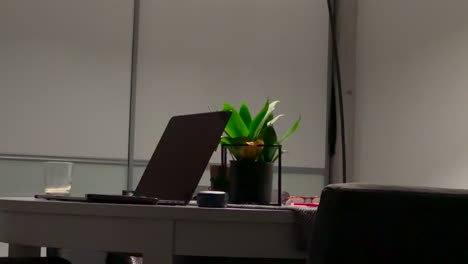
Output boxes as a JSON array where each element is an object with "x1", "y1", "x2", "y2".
[{"x1": 134, "y1": 111, "x2": 231, "y2": 202}]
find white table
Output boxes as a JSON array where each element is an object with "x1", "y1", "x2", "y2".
[{"x1": 0, "y1": 198, "x2": 306, "y2": 264}]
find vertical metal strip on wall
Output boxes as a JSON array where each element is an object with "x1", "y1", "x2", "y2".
[
  {"x1": 328, "y1": 0, "x2": 357, "y2": 183},
  {"x1": 324, "y1": 0, "x2": 335, "y2": 186},
  {"x1": 127, "y1": 0, "x2": 141, "y2": 191}
]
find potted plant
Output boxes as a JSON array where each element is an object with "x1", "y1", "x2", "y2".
[{"x1": 221, "y1": 99, "x2": 300, "y2": 204}]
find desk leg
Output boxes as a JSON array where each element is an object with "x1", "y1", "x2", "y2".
[{"x1": 8, "y1": 244, "x2": 41, "y2": 257}]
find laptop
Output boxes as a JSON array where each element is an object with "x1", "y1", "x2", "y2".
[{"x1": 35, "y1": 111, "x2": 231, "y2": 205}]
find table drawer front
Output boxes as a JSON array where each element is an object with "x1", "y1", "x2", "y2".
[{"x1": 174, "y1": 220, "x2": 306, "y2": 259}]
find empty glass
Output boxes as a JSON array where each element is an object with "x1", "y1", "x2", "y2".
[{"x1": 44, "y1": 162, "x2": 73, "y2": 195}]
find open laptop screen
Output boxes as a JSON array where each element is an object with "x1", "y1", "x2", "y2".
[{"x1": 135, "y1": 111, "x2": 231, "y2": 202}]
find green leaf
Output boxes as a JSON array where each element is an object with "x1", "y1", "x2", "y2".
[
  {"x1": 260, "y1": 125, "x2": 278, "y2": 162},
  {"x1": 248, "y1": 100, "x2": 270, "y2": 139},
  {"x1": 272, "y1": 149, "x2": 287, "y2": 162},
  {"x1": 265, "y1": 113, "x2": 274, "y2": 124},
  {"x1": 239, "y1": 102, "x2": 252, "y2": 128},
  {"x1": 252, "y1": 100, "x2": 280, "y2": 140},
  {"x1": 222, "y1": 104, "x2": 249, "y2": 138},
  {"x1": 220, "y1": 137, "x2": 232, "y2": 145},
  {"x1": 260, "y1": 124, "x2": 277, "y2": 145},
  {"x1": 228, "y1": 137, "x2": 250, "y2": 145},
  {"x1": 278, "y1": 116, "x2": 301, "y2": 144},
  {"x1": 267, "y1": 114, "x2": 284, "y2": 127}
]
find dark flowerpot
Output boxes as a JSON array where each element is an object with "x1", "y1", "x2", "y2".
[
  {"x1": 228, "y1": 160, "x2": 273, "y2": 205},
  {"x1": 209, "y1": 164, "x2": 229, "y2": 192}
]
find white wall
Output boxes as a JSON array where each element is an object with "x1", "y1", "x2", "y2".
[
  {"x1": 354, "y1": 0, "x2": 468, "y2": 187},
  {"x1": 134, "y1": 0, "x2": 329, "y2": 169},
  {"x1": 0, "y1": 0, "x2": 133, "y2": 159}
]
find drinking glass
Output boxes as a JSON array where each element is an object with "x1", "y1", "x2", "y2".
[{"x1": 44, "y1": 162, "x2": 73, "y2": 195}]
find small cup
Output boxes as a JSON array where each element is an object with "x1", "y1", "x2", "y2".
[
  {"x1": 44, "y1": 162, "x2": 73, "y2": 196},
  {"x1": 209, "y1": 164, "x2": 229, "y2": 192}
]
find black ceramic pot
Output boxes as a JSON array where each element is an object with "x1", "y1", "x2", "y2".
[
  {"x1": 228, "y1": 160, "x2": 273, "y2": 204},
  {"x1": 209, "y1": 164, "x2": 229, "y2": 192}
]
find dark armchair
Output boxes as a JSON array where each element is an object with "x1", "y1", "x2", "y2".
[{"x1": 309, "y1": 183, "x2": 468, "y2": 263}]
